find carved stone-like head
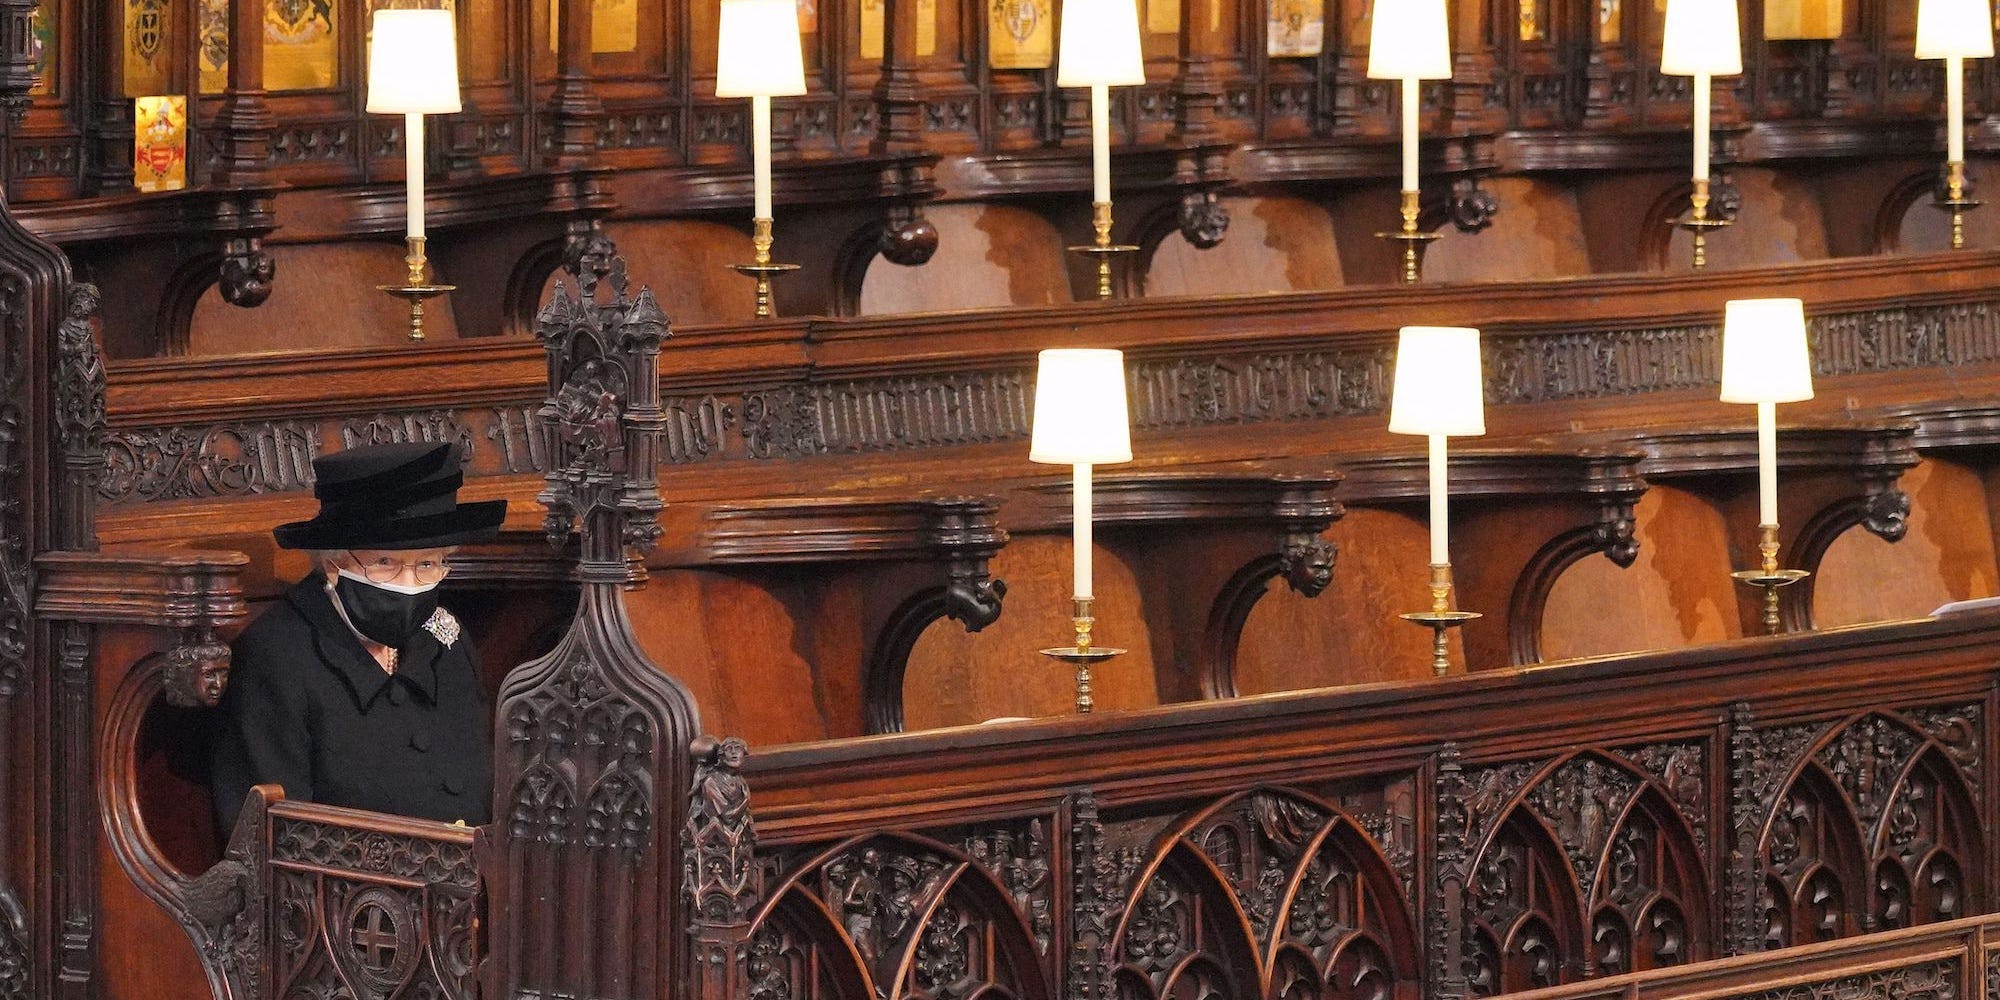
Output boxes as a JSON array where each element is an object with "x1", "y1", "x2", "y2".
[
  {"x1": 162, "y1": 639, "x2": 232, "y2": 708},
  {"x1": 1280, "y1": 534, "x2": 1336, "y2": 598},
  {"x1": 714, "y1": 736, "x2": 748, "y2": 770}
]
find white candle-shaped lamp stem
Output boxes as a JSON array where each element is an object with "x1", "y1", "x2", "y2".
[
  {"x1": 1661, "y1": 0, "x2": 1741, "y2": 184},
  {"x1": 1692, "y1": 72, "x2": 1710, "y2": 182},
  {"x1": 1367, "y1": 0, "x2": 1450, "y2": 195},
  {"x1": 1073, "y1": 463, "x2": 1094, "y2": 599},
  {"x1": 405, "y1": 112, "x2": 425, "y2": 239},
  {"x1": 1721, "y1": 298, "x2": 1815, "y2": 531},
  {"x1": 1031, "y1": 349, "x2": 1134, "y2": 605},
  {"x1": 1756, "y1": 400, "x2": 1778, "y2": 526},
  {"x1": 1427, "y1": 434, "x2": 1449, "y2": 565},
  {"x1": 752, "y1": 94, "x2": 774, "y2": 219},
  {"x1": 1059, "y1": 0, "x2": 1144, "y2": 208},
  {"x1": 1389, "y1": 326, "x2": 1486, "y2": 568},
  {"x1": 1091, "y1": 84, "x2": 1111, "y2": 204},
  {"x1": 367, "y1": 8, "x2": 461, "y2": 243},
  {"x1": 1919, "y1": 0, "x2": 1994, "y2": 167},
  {"x1": 1948, "y1": 55, "x2": 1967, "y2": 163},
  {"x1": 1401, "y1": 77, "x2": 1420, "y2": 191},
  {"x1": 717, "y1": 0, "x2": 807, "y2": 220}
]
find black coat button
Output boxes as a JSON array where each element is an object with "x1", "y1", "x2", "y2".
[
  {"x1": 408, "y1": 732, "x2": 431, "y2": 752},
  {"x1": 441, "y1": 775, "x2": 465, "y2": 795},
  {"x1": 385, "y1": 684, "x2": 405, "y2": 707}
]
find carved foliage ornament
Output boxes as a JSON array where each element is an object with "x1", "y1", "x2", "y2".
[
  {"x1": 1734, "y1": 960, "x2": 1955, "y2": 1000},
  {"x1": 0, "y1": 327, "x2": 25, "y2": 700},
  {"x1": 0, "y1": 889, "x2": 25, "y2": 1000}
]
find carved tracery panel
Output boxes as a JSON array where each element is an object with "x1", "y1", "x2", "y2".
[
  {"x1": 1456, "y1": 750, "x2": 1711, "y2": 995},
  {"x1": 1112, "y1": 788, "x2": 1418, "y2": 1000},
  {"x1": 1748, "y1": 708, "x2": 1985, "y2": 952},
  {"x1": 747, "y1": 832, "x2": 1053, "y2": 1000}
]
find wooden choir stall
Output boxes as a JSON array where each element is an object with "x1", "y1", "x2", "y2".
[{"x1": 12, "y1": 0, "x2": 2000, "y2": 999}]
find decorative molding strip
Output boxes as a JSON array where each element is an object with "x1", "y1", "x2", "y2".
[
  {"x1": 97, "y1": 299, "x2": 2000, "y2": 505},
  {"x1": 269, "y1": 815, "x2": 479, "y2": 890}
]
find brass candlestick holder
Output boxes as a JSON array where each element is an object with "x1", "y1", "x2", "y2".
[
  {"x1": 1675, "y1": 179, "x2": 1733, "y2": 270},
  {"x1": 377, "y1": 236, "x2": 456, "y2": 342},
  {"x1": 730, "y1": 217, "x2": 801, "y2": 319},
  {"x1": 1399, "y1": 563, "x2": 1479, "y2": 677},
  {"x1": 1065, "y1": 202, "x2": 1140, "y2": 301},
  {"x1": 1038, "y1": 597, "x2": 1126, "y2": 714},
  {"x1": 1374, "y1": 190, "x2": 1442, "y2": 285},
  {"x1": 1935, "y1": 160, "x2": 1982, "y2": 251},
  {"x1": 1730, "y1": 523, "x2": 1810, "y2": 636}
]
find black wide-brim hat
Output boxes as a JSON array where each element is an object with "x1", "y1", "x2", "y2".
[{"x1": 273, "y1": 441, "x2": 508, "y2": 550}]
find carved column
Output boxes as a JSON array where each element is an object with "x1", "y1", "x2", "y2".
[
  {"x1": 1166, "y1": 0, "x2": 1229, "y2": 249},
  {"x1": 47, "y1": 276, "x2": 103, "y2": 1000},
  {"x1": 547, "y1": 0, "x2": 604, "y2": 167},
  {"x1": 85, "y1": 0, "x2": 135, "y2": 191},
  {"x1": 487, "y1": 232, "x2": 700, "y2": 1000},
  {"x1": 0, "y1": 138, "x2": 88, "y2": 1000},
  {"x1": 1067, "y1": 790, "x2": 1114, "y2": 1000},
  {"x1": 686, "y1": 737, "x2": 758, "y2": 1000},
  {"x1": 0, "y1": 0, "x2": 38, "y2": 119},
  {"x1": 211, "y1": 0, "x2": 275, "y2": 307},
  {"x1": 1445, "y1": 0, "x2": 1502, "y2": 134},
  {"x1": 871, "y1": 0, "x2": 923, "y2": 152},
  {"x1": 1432, "y1": 745, "x2": 1470, "y2": 1000}
]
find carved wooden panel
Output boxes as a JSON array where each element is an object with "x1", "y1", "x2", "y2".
[
  {"x1": 1737, "y1": 707, "x2": 1985, "y2": 953},
  {"x1": 263, "y1": 805, "x2": 480, "y2": 1000}
]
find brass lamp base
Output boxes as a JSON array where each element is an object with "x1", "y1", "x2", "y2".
[
  {"x1": 728, "y1": 262, "x2": 801, "y2": 318},
  {"x1": 1934, "y1": 161, "x2": 1981, "y2": 251},
  {"x1": 1038, "y1": 598, "x2": 1125, "y2": 714},
  {"x1": 731, "y1": 217, "x2": 800, "y2": 319},
  {"x1": 377, "y1": 236, "x2": 455, "y2": 342},
  {"x1": 1066, "y1": 202, "x2": 1139, "y2": 301},
  {"x1": 1730, "y1": 524, "x2": 1809, "y2": 636},
  {"x1": 1398, "y1": 563, "x2": 1479, "y2": 677},
  {"x1": 1674, "y1": 180, "x2": 1732, "y2": 270},
  {"x1": 1374, "y1": 190, "x2": 1440, "y2": 285}
]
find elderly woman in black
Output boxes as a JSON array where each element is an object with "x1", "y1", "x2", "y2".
[{"x1": 210, "y1": 441, "x2": 506, "y2": 829}]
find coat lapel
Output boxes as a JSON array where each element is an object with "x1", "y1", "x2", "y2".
[{"x1": 285, "y1": 574, "x2": 394, "y2": 711}]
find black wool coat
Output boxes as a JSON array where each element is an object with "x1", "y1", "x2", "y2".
[{"x1": 210, "y1": 574, "x2": 493, "y2": 830}]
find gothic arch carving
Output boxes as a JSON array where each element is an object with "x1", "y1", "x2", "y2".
[
  {"x1": 751, "y1": 830, "x2": 1054, "y2": 1000},
  {"x1": 1744, "y1": 709, "x2": 1985, "y2": 950},
  {"x1": 1112, "y1": 787, "x2": 1418, "y2": 1000},
  {"x1": 1455, "y1": 750, "x2": 1711, "y2": 993}
]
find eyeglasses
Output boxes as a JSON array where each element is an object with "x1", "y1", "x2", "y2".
[{"x1": 344, "y1": 551, "x2": 451, "y2": 586}]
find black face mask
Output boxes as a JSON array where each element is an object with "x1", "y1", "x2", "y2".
[{"x1": 330, "y1": 571, "x2": 440, "y2": 648}]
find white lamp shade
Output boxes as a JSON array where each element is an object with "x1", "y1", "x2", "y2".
[
  {"x1": 1030, "y1": 349, "x2": 1134, "y2": 464},
  {"x1": 1659, "y1": 0, "x2": 1743, "y2": 76},
  {"x1": 1056, "y1": 0, "x2": 1145, "y2": 87},
  {"x1": 1917, "y1": 0, "x2": 1995, "y2": 59},
  {"x1": 1366, "y1": 0, "x2": 1452, "y2": 80},
  {"x1": 366, "y1": 9, "x2": 462, "y2": 114},
  {"x1": 716, "y1": 0, "x2": 808, "y2": 98},
  {"x1": 1388, "y1": 327, "x2": 1486, "y2": 437},
  {"x1": 1720, "y1": 298, "x2": 1815, "y2": 404}
]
